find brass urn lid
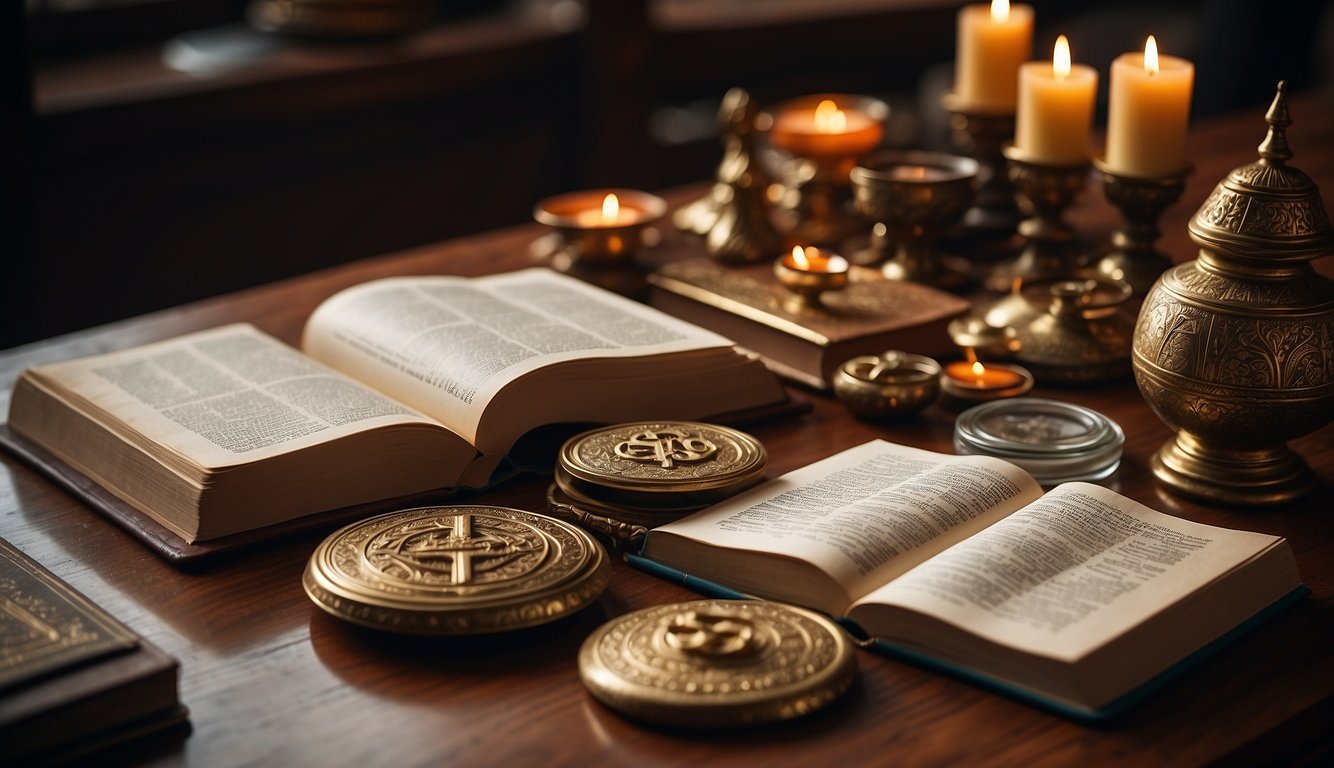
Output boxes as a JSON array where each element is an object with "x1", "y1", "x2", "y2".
[
  {"x1": 579, "y1": 599, "x2": 857, "y2": 728},
  {"x1": 304, "y1": 505, "x2": 609, "y2": 634},
  {"x1": 1189, "y1": 81, "x2": 1334, "y2": 262}
]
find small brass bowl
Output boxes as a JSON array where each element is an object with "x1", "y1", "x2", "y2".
[{"x1": 832, "y1": 351, "x2": 941, "y2": 419}]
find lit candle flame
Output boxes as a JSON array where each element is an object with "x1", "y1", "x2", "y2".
[
  {"x1": 971, "y1": 361, "x2": 988, "y2": 383},
  {"x1": 601, "y1": 193, "x2": 619, "y2": 223},
  {"x1": 1054, "y1": 35, "x2": 1071, "y2": 80},
  {"x1": 791, "y1": 245, "x2": 811, "y2": 270},
  {"x1": 814, "y1": 100, "x2": 847, "y2": 133},
  {"x1": 1144, "y1": 35, "x2": 1159, "y2": 75},
  {"x1": 990, "y1": 0, "x2": 1010, "y2": 22}
]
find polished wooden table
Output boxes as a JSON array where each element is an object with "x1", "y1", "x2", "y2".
[{"x1": 3, "y1": 94, "x2": 1332, "y2": 766}]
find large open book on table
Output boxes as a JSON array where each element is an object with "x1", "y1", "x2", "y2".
[
  {"x1": 4, "y1": 269, "x2": 789, "y2": 553},
  {"x1": 630, "y1": 440, "x2": 1304, "y2": 719}
]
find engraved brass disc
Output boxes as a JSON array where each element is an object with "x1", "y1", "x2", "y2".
[
  {"x1": 558, "y1": 421, "x2": 766, "y2": 502},
  {"x1": 304, "y1": 505, "x2": 609, "y2": 634},
  {"x1": 579, "y1": 599, "x2": 856, "y2": 727}
]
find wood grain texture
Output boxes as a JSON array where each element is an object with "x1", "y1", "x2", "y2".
[{"x1": 0, "y1": 92, "x2": 1331, "y2": 766}]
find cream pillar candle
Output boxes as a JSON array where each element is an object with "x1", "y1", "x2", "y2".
[
  {"x1": 954, "y1": 0, "x2": 1034, "y2": 113},
  {"x1": 1105, "y1": 36, "x2": 1194, "y2": 177},
  {"x1": 1014, "y1": 35, "x2": 1098, "y2": 164}
]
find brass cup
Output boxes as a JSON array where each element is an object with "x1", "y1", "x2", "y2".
[
  {"x1": 850, "y1": 151, "x2": 979, "y2": 290},
  {"x1": 773, "y1": 248, "x2": 850, "y2": 305},
  {"x1": 833, "y1": 352, "x2": 942, "y2": 419}
]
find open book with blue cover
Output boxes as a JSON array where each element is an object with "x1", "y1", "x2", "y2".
[{"x1": 629, "y1": 440, "x2": 1305, "y2": 720}]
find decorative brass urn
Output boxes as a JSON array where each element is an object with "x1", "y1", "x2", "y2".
[{"x1": 1132, "y1": 83, "x2": 1334, "y2": 505}]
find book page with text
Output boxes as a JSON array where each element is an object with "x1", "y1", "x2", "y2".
[
  {"x1": 301, "y1": 269, "x2": 736, "y2": 444},
  {"x1": 23, "y1": 324, "x2": 445, "y2": 469},
  {"x1": 858, "y1": 482, "x2": 1286, "y2": 661},
  {"x1": 651, "y1": 440, "x2": 1044, "y2": 605}
]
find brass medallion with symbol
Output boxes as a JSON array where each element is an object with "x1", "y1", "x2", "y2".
[
  {"x1": 304, "y1": 505, "x2": 609, "y2": 634},
  {"x1": 579, "y1": 599, "x2": 856, "y2": 727},
  {"x1": 549, "y1": 422, "x2": 766, "y2": 541}
]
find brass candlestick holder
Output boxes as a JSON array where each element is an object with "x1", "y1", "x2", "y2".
[
  {"x1": 942, "y1": 93, "x2": 1020, "y2": 239},
  {"x1": 986, "y1": 146, "x2": 1090, "y2": 292},
  {"x1": 674, "y1": 89, "x2": 783, "y2": 263},
  {"x1": 1133, "y1": 82, "x2": 1334, "y2": 505},
  {"x1": 850, "y1": 151, "x2": 979, "y2": 290},
  {"x1": 1092, "y1": 159, "x2": 1192, "y2": 295},
  {"x1": 532, "y1": 189, "x2": 667, "y2": 297},
  {"x1": 763, "y1": 94, "x2": 889, "y2": 246}
]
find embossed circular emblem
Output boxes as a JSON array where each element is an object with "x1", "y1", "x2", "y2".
[
  {"x1": 578, "y1": 599, "x2": 856, "y2": 727},
  {"x1": 304, "y1": 505, "x2": 609, "y2": 634},
  {"x1": 560, "y1": 422, "x2": 766, "y2": 494}
]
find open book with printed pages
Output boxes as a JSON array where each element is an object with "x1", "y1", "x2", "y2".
[
  {"x1": 2, "y1": 269, "x2": 790, "y2": 559},
  {"x1": 628, "y1": 440, "x2": 1306, "y2": 720}
]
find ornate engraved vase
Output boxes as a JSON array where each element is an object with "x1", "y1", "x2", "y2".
[{"x1": 1132, "y1": 83, "x2": 1334, "y2": 505}]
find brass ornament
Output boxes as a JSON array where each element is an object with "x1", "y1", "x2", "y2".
[
  {"x1": 578, "y1": 599, "x2": 857, "y2": 727},
  {"x1": 1132, "y1": 82, "x2": 1334, "y2": 505},
  {"x1": 1006, "y1": 278, "x2": 1135, "y2": 385},
  {"x1": 673, "y1": 88, "x2": 785, "y2": 263},
  {"x1": 304, "y1": 505, "x2": 609, "y2": 634},
  {"x1": 832, "y1": 351, "x2": 942, "y2": 419}
]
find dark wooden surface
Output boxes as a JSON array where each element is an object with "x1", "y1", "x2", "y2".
[{"x1": 1, "y1": 94, "x2": 1332, "y2": 766}]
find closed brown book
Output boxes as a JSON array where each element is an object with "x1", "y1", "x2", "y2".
[
  {"x1": 0, "y1": 538, "x2": 186, "y2": 765},
  {"x1": 649, "y1": 259, "x2": 970, "y2": 389}
]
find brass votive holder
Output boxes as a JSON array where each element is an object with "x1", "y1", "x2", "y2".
[
  {"x1": 942, "y1": 93, "x2": 1020, "y2": 239},
  {"x1": 1091, "y1": 159, "x2": 1192, "y2": 296},
  {"x1": 986, "y1": 146, "x2": 1091, "y2": 292},
  {"x1": 773, "y1": 246, "x2": 850, "y2": 306},
  {"x1": 532, "y1": 189, "x2": 667, "y2": 296},
  {"x1": 832, "y1": 351, "x2": 942, "y2": 420},
  {"x1": 940, "y1": 360, "x2": 1034, "y2": 407},
  {"x1": 762, "y1": 93, "x2": 889, "y2": 246},
  {"x1": 850, "y1": 151, "x2": 979, "y2": 290}
]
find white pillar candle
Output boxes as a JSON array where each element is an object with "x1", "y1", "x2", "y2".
[
  {"x1": 1014, "y1": 35, "x2": 1098, "y2": 164},
  {"x1": 954, "y1": 0, "x2": 1034, "y2": 113},
  {"x1": 1105, "y1": 36, "x2": 1194, "y2": 177}
]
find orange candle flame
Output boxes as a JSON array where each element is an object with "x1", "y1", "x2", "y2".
[
  {"x1": 1054, "y1": 35, "x2": 1071, "y2": 80},
  {"x1": 1144, "y1": 35, "x2": 1159, "y2": 75},
  {"x1": 813, "y1": 100, "x2": 847, "y2": 133},
  {"x1": 791, "y1": 245, "x2": 811, "y2": 270},
  {"x1": 601, "y1": 193, "x2": 619, "y2": 223},
  {"x1": 991, "y1": 0, "x2": 1010, "y2": 22}
]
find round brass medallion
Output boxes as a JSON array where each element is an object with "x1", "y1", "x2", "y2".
[
  {"x1": 304, "y1": 505, "x2": 609, "y2": 634},
  {"x1": 579, "y1": 599, "x2": 856, "y2": 727}
]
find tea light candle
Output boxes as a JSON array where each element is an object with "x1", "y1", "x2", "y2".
[
  {"x1": 1014, "y1": 35, "x2": 1098, "y2": 164},
  {"x1": 1105, "y1": 36, "x2": 1194, "y2": 177},
  {"x1": 534, "y1": 189, "x2": 665, "y2": 231},
  {"x1": 769, "y1": 98, "x2": 885, "y2": 158},
  {"x1": 941, "y1": 357, "x2": 1034, "y2": 403},
  {"x1": 954, "y1": 0, "x2": 1034, "y2": 113},
  {"x1": 782, "y1": 245, "x2": 848, "y2": 275},
  {"x1": 574, "y1": 193, "x2": 641, "y2": 227},
  {"x1": 774, "y1": 245, "x2": 851, "y2": 300}
]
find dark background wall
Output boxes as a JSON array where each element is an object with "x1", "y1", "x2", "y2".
[{"x1": 4, "y1": 0, "x2": 1330, "y2": 349}]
